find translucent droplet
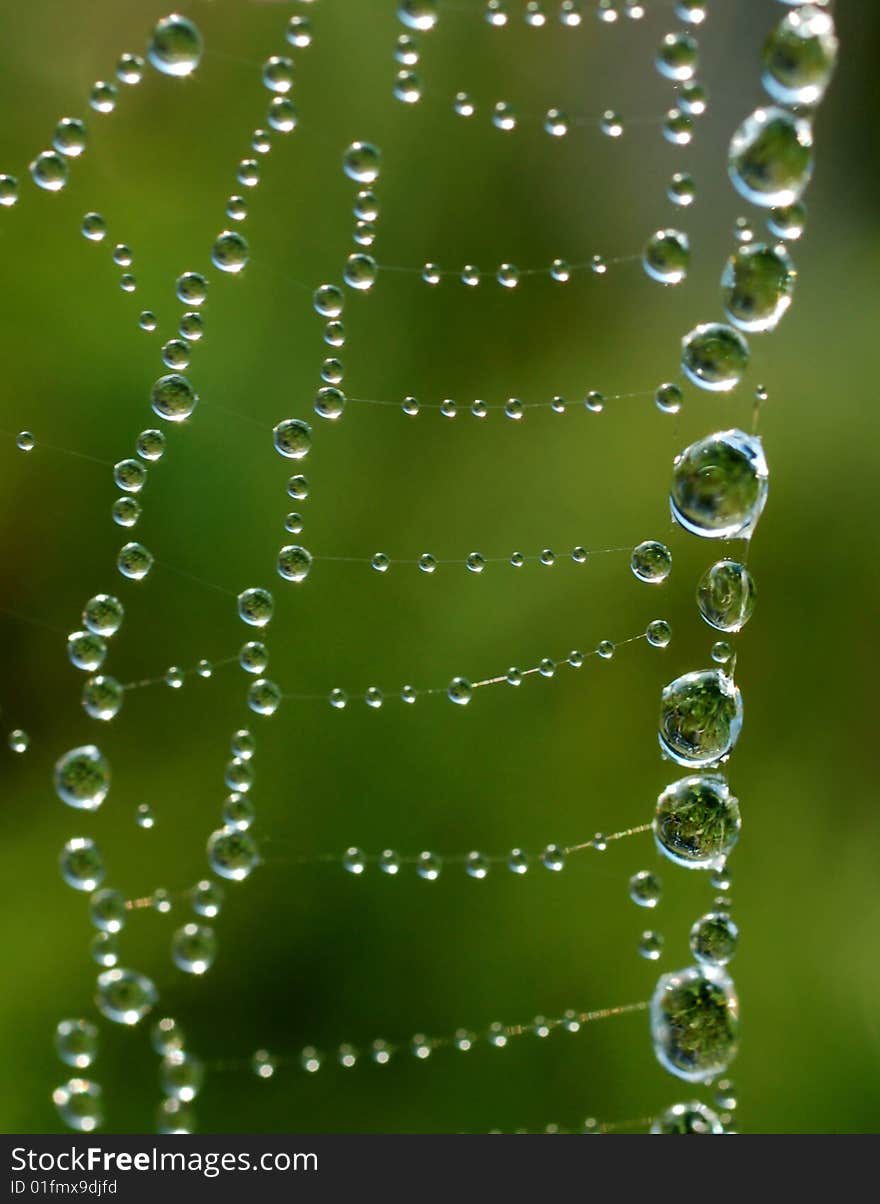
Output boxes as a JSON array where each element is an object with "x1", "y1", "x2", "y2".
[
  {"x1": 138, "y1": 310, "x2": 158, "y2": 332},
  {"x1": 629, "y1": 870, "x2": 662, "y2": 908},
  {"x1": 53, "y1": 1079, "x2": 103, "y2": 1132},
  {"x1": 67, "y1": 631, "x2": 107, "y2": 673},
  {"x1": 117, "y1": 53, "x2": 144, "y2": 86},
  {"x1": 729, "y1": 106, "x2": 813, "y2": 208},
  {"x1": 690, "y1": 912, "x2": 739, "y2": 966},
  {"x1": 90, "y1": 888, "x2": 126, "y2": 934},
  {"x1": 314, "y1": 284, "x2": 343, "y2": 318},
  {"x1": 697, "y1": 561, "x2": 756, "y2": 634},
  {"x1": 380, "y1": 849, "x2": 401, "y2": 875},
  {"x1": 651, "y1": 1101, "x2": 723, "y2": 1134},
  {"x1": 272, "y1": 418, "x2": 312, "y2": 461},
  {"x1": 301, "y1": 1046, "x2": 322, "y2": 1073},
  {"x1": 671, "y1": 429, "x2": 768, "y2": 538},
  {"x1": 668, "y1": 171, "x2": 696, "y2": 207},
  {"x1": 53, "y1": 117, "x2": 88, "y2": 158},
  {"x1": 646, "y1": 619, "x2": 672, "y2": 648},
  {"x1": 117, "y1": 541, "x2": 153, "y2": 581},
  {"x1": 82, "y1": 675, "x2": 123, "y2": 722},
  {"x1": 507, "y1": 848, "x2": 529, "y2": 875},
  {"x1": 171, "y1": 923, "x2": 216, "y2": 975},
  {"x1": 239, "y1": 641, "x2": 268, "y2": 675},
  {"x1": 30, "y1": 150, "x2": 69, "y2": 192},
  {"x1": 211, "y1": 230, "x2": 249, "y2": 274},
  {"x1": 344, "y1": 253, "x2": 378, "y2": 291},
  {"x1": 465, "y1": 851, "x2": 489, "y2": 879},
  {"x1": 287, "y1": 475, "x2": 309, "y2": 500},
  {"x1": 600, "y1": 110, "x2": 624, "y2": 138},
  {"x1": 768, "y1": 200, "x2": 807, "y2": 241},
  {"x1": 91, "y1": 932, "x2": 119, "y2": 968},
  {"x1": 90, "y1": 81, "x2": 117, "y2": 113},
  {"x1": 286, "y1": 14, "x2": 313, "y2": 49},
  {"x1": 763, "y1": 5, "x2": 837, "y2": 106},
  {"x1": 678, "y1": 81, "x2": 708, "y2": 117},
  {"x1": 83, "y1": 594, "x2": 124, "y2": 638},
  {"x1": 95, "y1": 966, "x2": 157, "y2": 1026},
  {"x1": 639, "y1": 931, "x2": 664, "y2": 961},
  {"x1": 416, "y1": 851, "x2": 441, "y2": 880},
  {"x1": 651, "y1": 964, "x2": 739, "y2": 1082},
  {"x1": 663, "y1": 109, "x2": 693, "y2": 146},
  {"x1": 721, "y1": 243, "x2": 795, "y2": 334},
  {"x1": 585, "y1": 389, "x2": 605, "y2": 413},
  {"x1": 151, "y1": 373, "x2": 198, "y2": 422},
  {"x1": 0, "y1": 173, "x2": 18, "y2": 207},
  {"x1": 207, "y1": 829, "x2": 259, "y2": 881},
  {"x1": 655, "y1": 383, "x2": 682, "y2": 415},
  {"x1": 343, "y1": 141, "x2": 381, "y2": 184},
  {"x1": 148, "y1": 14, "x2": 203, "y2": 78},
  {"x1": 541, "y1": 844, "x2": 565, "y2": 872},
  {"x1": 226, "y1": 194, "x2": 248, "y2": 223},
  {"x1": 8, "y1": 729, "x2": 29, "y2": 753},
  {"x1": 113, "y1": 458, "x2": 147, "y2": 495},
  {"x1": 252, "y1": 1049, "x2": 276, "y2": 1079},
  {"x1": 119, "y1": 272, "x2": 137, "y2": 294},
  {"x1": 315, "y1": 386, "x2": 345, "y2": 420},
  {"x1": 262, "y1": 54, "x2": 294, "y2": 94},
  {"x1": 654, "y1": 774, "x2": 741, "y2": 869},
  {"x1": 55, "y1": 745, "x2": 111, "y2": 811},
  {"x1": 247, "y1": 678, "x2": 282, "y2": 716},
  {"x1": 55, "y1": 1019, "x2": 99, "y2": 1070},
  {"x1": 277, "y1": 544, "x2": 312, "y2": 583},
  {"x1": 398, "y1": 0, "x2": 438, "y2": 30},
  {"x1": 681, "y1": 324, "x2": 749, "y2": 394},
  {"x1": 656, "y1": 31, "x2": 699, "y2": 81},
  {"x1": 631, "y1": 540, "x2": 672, "y2": 584},
  {"x1": 544, "y1": 108, "x2": 569, "y2": 137},
  {"x1": 659, "y1": 668, "x2": 743, "y2": 768},
  {"x1": 16, "y1": 431, "x2": 35, "y2": 451},
  {"x1": 492, "y1": 102, "x2": 517, "y2": 132},
  {"x1": 161, "y1": 1051, "x2": 204, "y2": 1101},
  {"x1": 643, "y1": 229, "x2": 690, "y2": 285},
  {"x1": 176, "y1": 272, "x2": 207, "y2": 306},
  {"x1": 191, "y1": 879, "x2": 224, "y2": 918},
  {"x1": 238, "y1": 587, "x2": 273, "y2": 628},
  {"x1": 136, "y1": 803, "x2": 155, "y2": 829},
  {"x1": 400, "y1": 686, "x2": 417, "y2": 705},
  {"x1": 394, "y1": 70, "x2": 422, "y2": 104},
  {"x1": 448, "y1": 677, "x2": 472, "y2": 705}
]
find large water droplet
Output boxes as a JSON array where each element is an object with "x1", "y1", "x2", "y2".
[
  {"x1": 762, "y1": 5, "x2": 837, "y2": 106},
  {"x1": 650, "y1": 1101, "x2": 724, "y2": 1134},
  {"x1": 671, "y1": 429, "x2": 768, "y2": 539},
  {"x1": 721, "y1": 243, "x2": 795, "y2": 333},
  {"x1": 654, "y1": 774, "x2": 742, "y2": 869},
  {"x1": 651, "y1": 964, "x2": 739, "y2": 1082},
  {"x1": 96, "y1": 968, "x2": 158, "y2": 1025},
  {"x1": 681, "y1": 323, "x2": 749, "y2": 393},
  {"x1": 148, "y1": 14, "x2": 203, "y2": 78},
  {"x1": 697, "y1": 560, "x2": 757, "y2": 632},
  {"x1": 729, "y1": 106, "x2": 813, "y2": 208},
  {"x1": 659, "y1": 669, "x2": 743, "y2": 767},
  {"x1": 55, "y1": 746, "x2": 111, "y2": 811}
]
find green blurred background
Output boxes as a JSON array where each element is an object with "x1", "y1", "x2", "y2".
[{"x1": 1, "y1": 0, "x2": 878, "y2": 1134}]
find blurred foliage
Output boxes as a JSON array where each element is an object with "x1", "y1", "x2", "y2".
[{"x1": 1, "y1": 0, "x2": 878, "y2": 1134}]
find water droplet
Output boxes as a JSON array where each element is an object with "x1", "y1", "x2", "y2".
[
  {"x1": 53, "y1": 118, "x2": 88, "y2": 158},
  {"x1": 252, "y1": 1049, "x2": 276, "y2": 1079},
  {"x1": 238, "y1": 587, "x2": 273, "y2": 628},
  {"x1": 416, "y1": 851, "x2": 441, "y2": 880},
  {"x1": 83, "y1": 594, "x2": 124, "y2": 638},
  {"x1": 53, "y1": 1078, "x2": 103, "y2": 1132},
  {"x1": 629, "y1": 870, "x2": 662, "y2": 908},
  {"x1": 763, "y1": 5, "x2": 837, "y2": 106},
  {"x1": 0, "y1": 173, "x2": 18, "y2": 206},
  {"x1": 691, "y1": 911, "x2": 739, "y2": 966},
  {"x1": 659, "y1": 669, "x2": 743, "y2": 768},
  {"x1": 8, "y1": 728, "x2": 29, "y2": 753},
  {"x1": 344, "y1": 253, "x2": 377, "y2": 291},
  {"x1": 315, "y1": 386, "x2": 345, "y2": 420},
  {"x1": 67, "y1": 631, "x2": 107, "y2": 673},
  {"x1": 600, "y1": 110, "x2": 624, "y2": 138},
  {"x1": 380, "y1": 849, "x2": 401, "y2": 875},
  {"x1": 541, "y1": 844, "x2": 565, "y2": 871},
  {"x1": 668, "y1": 171, "x2": 696, "y2": 207},
  {"x1": 171, "y1": 923, "x2": 216, "y2": 975},
  {"x1": 697, "y1": 560, "x2": 756, "y2": 633},
  {"x1": 656, "y1": 31, "x2": 699, "y2": 81},
  {"x1": 286, "y1": 14, "x2": 313, "y2": 48},
  {"x1": 239, "y1": 641, "x2": 269, "y2": 675},
  {"x1": 158, "y1": 1054, "x2": 203, "y2": 1110},
  {"x1": 544, "y1": 107, "x2": 569, "y2": 137},
  {"x1": 343, "y1": 141, "x2": 381, "y2": 184},
  {"x1": 585, "y1": 389, "x2": 605, "y2": 413},
  {"x1": 148, "y1": 14, "x2": 203, "y2": 78},
  {"x1": 631, "y1": 540, "x2": 672, "y2": 584},
  {"x1": 639, "y1": 931, "x2": 664, "y2": 961},
  {"x1": 651, "y1": 964, "x2": 739, "y2": 1082},
  {"x1": 277, "y1": 545, "x2": 312, "y2": 583},
  {"x1": 55, "y1": 746, "x2": 110, "y2": 811},
  {"x1": 82, "y1": 675, "x2": 123, "y2": 722},
  {"x1": 117, "y1": 541, "x2": 153, "y2": 581},
  {"x1": 89, "y1": 81, "x2": 117, "y2": 113},
  {"x1": 655, "y1": 382, "x2": 682, "y2": 415},
  {"x1": 138, "y1": 310, "x2": 158, "y2": 333},
  {"x1": 654, "y1": 774, "x2": 741, "y2": 869},
  {"x1": 492, "y1": 102, "x2": 517, "y2": 132},
  {"x1": 681, "y1": 324, "x2": 749, "y2": 393},
  {"x1": 729, "y1": 106, "x2": 813, "y2": 208},
  {"x1": 448, "y1": 677, "x2": 472, "y2": 705},
  {"x1": 507, "y1": 848, "x2": 529, "y2": 874},
  {"x1": 247, "y1": 678, "x2": 282, "y2": 716},
  {"x1": 262, "y1": 54, "x2": 294, "y2": 95},
  {"x1": 398, "y1": 0, "x2": 438, "y2": 30},
  {"x1": 768, "y1": 200, "x2": 807, "y2": 240},
  {"x1": 90, "y1": 932, "x2": 118, "y2": 967},
  {"x1": 151, "y1": 373, "x2": 198, "y2": 422},
  {"x1": 30, "y1": 150, "x2": 69, "y2": 192},
  {"x1": 191, "y1": 880, "x2": 223, "y2": 919},
  {"x1": 678, "y1": 81, "x2": 708, "y2": 117},
  {"x1": 663, "y1": 108, "x2": 693, "y2": 146},
  {"x1": 651, "y1": 1101, "x2": 723, "y2": 1134},
  {"x1": 211, "y1": 230, "x2": 248, "y2": 274},
  {"x1": 671, "y1": 429, "x2": 768, "y2": 538},
  {"x1": 643, "y1": 229, "x2": 690, "y2": 285},
  {"x1": 90, "y1": 888, "x2": 126, "y2": 934},
  {"x1": 56, "y1": 1019, "x2": 99, "y2": 1070},
  {"x1": 646, "y1": 619, "x2": 672, "y2": 648},
  {"x1": 117, "y1": 53, "x2": 144, "y2": 86},
  {"x1": 176, "y1": 271, "x2": 208, "y2": 306},
  {"x1": 207, "y1": 829, "x2": 259, "y2": 881},
  {"x1": 721, "y1": 243, "x2": 795, "y2": 333},
  {"x1": 272, "y1": 418, "x2": 312, "y2": 461},
  {"x1": 597, "y1": 640, "x2": 615, "y2": 660},
  {"x1": 136, "y1": 803, "x2": 155, "y2": 829}
]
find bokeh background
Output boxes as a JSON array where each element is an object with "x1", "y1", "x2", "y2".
[{"x1": 1, "y1": 0, "x2": 878, "y2": 1134}]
